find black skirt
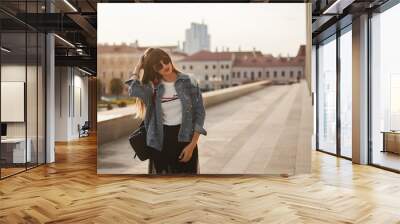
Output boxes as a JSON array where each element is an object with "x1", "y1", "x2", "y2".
[{"x1": 148, "y1": 124, "x2": 199, "y2": 174}]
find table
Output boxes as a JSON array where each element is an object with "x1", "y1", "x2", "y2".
[
  {"x1": 1, "y1": 138, "x2": 32, "y2": 164},
  {"x1": 381, "y1": 131, "x2": 400, "y2": 154}
]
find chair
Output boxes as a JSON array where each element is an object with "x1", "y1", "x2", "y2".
[{"x1": 79, "y1": 121, "x2": 90, "y2": 138}]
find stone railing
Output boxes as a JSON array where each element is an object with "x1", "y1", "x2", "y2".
[{"x1": 97, "y1": 80, "x2": 271, "y2": 145}]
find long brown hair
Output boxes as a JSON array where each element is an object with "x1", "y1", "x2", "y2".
[{"x1": 134, "y1": 48, "x2": 181, "y2": 120}]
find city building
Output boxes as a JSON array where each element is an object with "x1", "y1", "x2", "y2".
[
  {"x1": 182, "y1": 22, "x2": 211, "y2": 55},
  {"x1": 176, "y1": 50, "x2": 233, "y2": 91},
  {"x1": 97, "y1": 43, "x2": 187, "y2": 96},
  {"x1": 177, "y1": 46, "x2": 305, "y2": 91}
]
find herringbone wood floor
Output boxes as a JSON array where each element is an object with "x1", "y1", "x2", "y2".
[{"x1": 1, "y1": 134, "x2": 400, "y2": 223}]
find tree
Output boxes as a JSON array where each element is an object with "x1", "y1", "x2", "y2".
[{"x1": 110, "y1": 78, "x2": 123, "y2": 98}]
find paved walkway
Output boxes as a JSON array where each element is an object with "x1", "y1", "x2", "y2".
[{"x1": 98, "y1": 80, "x2": 312, "y2": 175}]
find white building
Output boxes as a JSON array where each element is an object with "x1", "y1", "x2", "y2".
[
  {"x1": 176, "y1": 46, "x2": 305, "y2": 91},
  {"x1": 176, "y1": 50, "x2": 233, "y2": 91},
  {"x1": 183, "y1": 22, "x2": 211, "y2": 55},
  {"x1": 232, "y1": 52, "x2": 305, "y2": 86}
]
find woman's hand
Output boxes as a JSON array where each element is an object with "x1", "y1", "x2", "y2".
[
  {"x1": 134, "y1": 48, "x2": 153, "y2": 74},
  {"x1": 178, "y1": 142, "x2": 196, "y2": 163}
]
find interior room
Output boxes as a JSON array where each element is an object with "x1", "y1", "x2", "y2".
[
  {"x1": 370, "y1": 3, "x2": 400, "y2": 171},
  {"x1": 0, "y1": 0, "x2": 400, "y2": 223},
  {"x1": 0, "y1": 0, "x2": 97, "y2": 179},
  {"x1": 0, "y1": 21, "x2": 46, "y2": 178}
]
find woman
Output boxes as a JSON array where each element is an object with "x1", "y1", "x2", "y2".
[{"x1": 125, "y1": 48, "x2": 207, "y2": 174}]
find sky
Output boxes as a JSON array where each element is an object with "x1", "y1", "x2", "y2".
[{"x1": 98, "y1": 3, "x2": 306, "y2": 57}]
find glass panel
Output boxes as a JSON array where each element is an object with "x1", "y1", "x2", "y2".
[
  {"x1": 1, "y1": 31, "x2": 28, "y2": 177},
  {"x1": 0, "y1": 1, "x2": 46, "y2": 178},
  {"x1": 371, "y1": 4, "x2": 400, "y2": 171},
  {"x1": 0, "y1": 1, "x2": 27, "y2": 13},
  {"x1": 340, "y1": 28, "x2": 352, "y2": 158},
  {"x1": 317, "y1": 36, "x2": 337, "y2": 154},
  {"x1": 0, "y1": 0, "x2": 45, "y2": 14}
]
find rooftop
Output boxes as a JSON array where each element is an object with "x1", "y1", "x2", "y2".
[
  {"x1": 97, "y1": 43, "x2": 188, "y2": 57},
  {"x1": 179, "y1": 45, "x2": 306, "y2": 68}
]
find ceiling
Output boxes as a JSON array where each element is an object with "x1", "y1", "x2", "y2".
[
  {"x1": 312, "y1": 0, "x2": 391, "y2": 43},
  {"x1": 8, "y1": 0, "x2": 386, "y2": 73},
  {"x1": 0, "y1": 0, "x2": 98, "y2": 74}
]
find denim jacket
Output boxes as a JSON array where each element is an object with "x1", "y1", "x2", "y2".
[{"x1": 125, "y1": 71, "x2": 207, "y2": 152}]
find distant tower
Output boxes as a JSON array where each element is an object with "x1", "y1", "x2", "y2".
[{"x1": 183, "y1": 22, "x2": 211, "y2": 55}]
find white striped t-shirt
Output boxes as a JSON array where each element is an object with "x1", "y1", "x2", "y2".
[{"x1": 160, "y1": 80, "x2": 182, "y2": 125}]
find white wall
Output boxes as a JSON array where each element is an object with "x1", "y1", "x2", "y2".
[
  {"x1": 55, "y1": 67, "x2": 68, "y2": 141},
  {"x1": 1, "y1": 65, "x2": 35, "y2": 138},
  {"x1": 1, "y1": 64, "x2": 46, "y2": 164},
  {"x1": 55, "y1": 67, "x2": 89, "y2": 141},
  {"x1": 71, "y1": 73, "x2": 89, "y2": 138}
]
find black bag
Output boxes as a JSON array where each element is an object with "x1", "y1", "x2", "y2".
[{"x1": 128, "y1": 121, "x2": 150, "y2": 161}]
